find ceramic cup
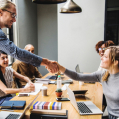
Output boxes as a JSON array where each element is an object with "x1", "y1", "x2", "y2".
[
  {"x1": 41, "y1": 86, "x2": 47, "y2": 96},
  {"x1": 79, "y1": 81, "x2": 84, "y2": 86}
]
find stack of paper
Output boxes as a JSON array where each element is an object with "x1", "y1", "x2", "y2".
[
  {"x1": 35, "y1": 78, "x2": 51, "y2": 84},
  {"x1": 19, "y1": 83, "x2": 43, "y2": 95},
  {"x1": 31, "y1": 102, "x2": 62, "y2": 110}
]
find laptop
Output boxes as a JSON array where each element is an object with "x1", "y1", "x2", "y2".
[
  {"x1": 0, "y1": 92, "x2": 40, "y2": 119},
  {"x1": 66, "y1": 86, "x2": 103, "y2": 115},
  {"x1": 75, "y1": 64, "x2": 81, "y2": 73}
]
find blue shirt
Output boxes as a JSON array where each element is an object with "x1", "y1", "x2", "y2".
[{"x1": 0, "y1": 28, "x2": 42, "y2": 67}]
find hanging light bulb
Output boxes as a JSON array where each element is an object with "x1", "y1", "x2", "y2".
[
  {"x1": 60, "y1": 0, "x2": 82, "y2": 13},
  {"x1": 32, "y1": 0, "x2": 66, "y2": 4}
]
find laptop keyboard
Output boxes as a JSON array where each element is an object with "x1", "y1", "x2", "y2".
[
  {"x1": 77, "y1": 102, "x2": 93, "y2": 113},
  {"x1": 5, "y1": 114, "x2": 20, "y2": 119}
]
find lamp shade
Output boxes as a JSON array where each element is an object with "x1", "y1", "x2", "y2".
[
  {"x1": 60, "y1": 0, "x2": 82, "y2": 13},
  {"x1": 32, "y1": 0, "x2": 66, "y2": 4}
]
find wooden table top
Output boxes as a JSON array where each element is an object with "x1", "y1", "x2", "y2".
[{"x1": 11, "y1": 73, "x2": 103, "y2": 119}]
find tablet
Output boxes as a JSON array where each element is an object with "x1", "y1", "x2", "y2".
[{"x1": 73, "y1": 90, "x2": 88, "y2": 95}]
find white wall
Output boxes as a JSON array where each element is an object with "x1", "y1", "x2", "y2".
[
  {"x1": 58, "y1": 0, "x2": 105, "y2": 72},
  {"x1": 37, "y1": 4, "x2": 58, "y2": 75}
]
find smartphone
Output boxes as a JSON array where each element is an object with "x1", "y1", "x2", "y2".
[
  {"x1": 18, "y1": 94, "x2": 29, "y2": 97},
  {"x1": 56, "y1": 98, "x2": 70, "y2": 101}
]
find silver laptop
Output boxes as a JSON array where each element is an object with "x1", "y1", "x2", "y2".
[
  {"x1": 75, "y1": 64, "x2": 81, "y2": 73},
  {"x1": 0, "y1": 93, "x2": 40, "y2": 119},
  {"x1": 66, "y1": 86, "x2": 103, "y2": 115}
]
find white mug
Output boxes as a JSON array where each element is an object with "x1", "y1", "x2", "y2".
[{"x1": 79, "y1": 81, "x2": 84, "y2": 86}]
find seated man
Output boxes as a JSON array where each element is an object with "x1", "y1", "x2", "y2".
[
  {"x1": 12, "y1": 44, "x2": 42, "y2": 88},
  {"x1": 0, "y1": 50, "x2": 35, "y2": 105}
]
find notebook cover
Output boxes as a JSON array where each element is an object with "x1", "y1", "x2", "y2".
[{"x1": 1, "y1": 100, "x2": 26, "y2": 109}]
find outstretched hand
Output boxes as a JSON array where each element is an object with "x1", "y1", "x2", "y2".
[
  {"x1": 45, "y1": 60, "x2": 59, "y2": 73},
  {"x1": 46, "y1": 61, "x2": 66, "y2": 74}
]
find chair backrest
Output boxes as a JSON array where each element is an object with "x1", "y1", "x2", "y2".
[{"x1": 75, "y1": 64, "x2": 80, "y2": 73}]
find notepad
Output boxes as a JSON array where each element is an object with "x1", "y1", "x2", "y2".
[
  {"x1": 31, "y1": 102, "x2": 62, "y2": 110},
  {"x1": 1, "y1": 100, "x2": 26, "y2": 110}
]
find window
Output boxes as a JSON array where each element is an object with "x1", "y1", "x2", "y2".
[{"x1": 105, "y1": 0, "x2": 119, "y2": 45}]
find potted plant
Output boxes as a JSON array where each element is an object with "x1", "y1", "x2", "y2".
[{"x1": 55, "y1": 88, "x2": 62, "y2": 97}]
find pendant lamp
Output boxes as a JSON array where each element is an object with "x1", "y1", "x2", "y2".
[
  {"x1": 60, "y1": 0, "x2": 82, "y2": 13},
  {"x1": 32, "y1": 0, "x2": 66, "y2": 4}
]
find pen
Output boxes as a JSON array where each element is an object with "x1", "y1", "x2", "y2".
[{"x1": 1, "y1": 109, "x2": 14, "y2": 112}]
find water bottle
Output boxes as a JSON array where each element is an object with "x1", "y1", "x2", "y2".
[{"x1": 57, "y1": 75, "x2": 62, "y2": 89}]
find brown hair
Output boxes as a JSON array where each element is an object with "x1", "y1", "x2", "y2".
[
  {"x1": 0, "y1": 0, "x2": 16, "y2": 10},
  {"x1": 102, "y1": 46, "x2": 119, "y2": 81},
  {"x1": 95, "y1": 40, "x2": 115, "y2": 53}
]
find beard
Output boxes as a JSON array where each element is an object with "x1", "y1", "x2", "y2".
[{"x1": 5, "y1": 24, "x2": 12, "y2": 28}]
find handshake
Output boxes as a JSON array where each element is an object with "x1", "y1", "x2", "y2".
[{"x1": 41, "y1": 58, "x2": 65, "y2": 74}]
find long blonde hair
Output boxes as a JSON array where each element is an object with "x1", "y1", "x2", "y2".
[
  {"x1": 102, "y1": 46, "x2": 119, "y2": 81},
  {"x1": 0, "y1": 0, "x2": 16, "y2": 10}
]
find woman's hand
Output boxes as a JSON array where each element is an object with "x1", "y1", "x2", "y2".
[
  {"x1": 24, "y1": 83, "x2": 35, "y2": 93},
  {"x1": 46, "y1": 61, "x2": 66, "y2": 73}
]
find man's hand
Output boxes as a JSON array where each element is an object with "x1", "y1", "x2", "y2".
[{"x1": 41, "y1": 58, "x2": 59, "y2": 73}]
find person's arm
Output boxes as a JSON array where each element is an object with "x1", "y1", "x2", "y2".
[
  {"x1": 0, "y1": 80, "x2": 34, "y2": 94},
  {"x1": 0, "y1": 29, "x2": 58, "y2": 73},
  {"x1": 57, "y1": 63, "x2": 102, "y2": 82},
  {"x1": 13, "y1": 70, "x2": 33, "y2": 84}
]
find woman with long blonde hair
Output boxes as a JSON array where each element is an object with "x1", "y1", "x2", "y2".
[{"x1": 56, "y1": 46, "x2": 119, "y2": 119}]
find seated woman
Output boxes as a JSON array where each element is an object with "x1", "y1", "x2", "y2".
[
  {"x1": 0, "y1": 51, "x2": 35, "y2": 105},
  {"x1": 95, "y1": 40, "x2": 115, "y2": 112},
  {"x1": 55, "y1": 46, "x2": 119, "y2": 119}
]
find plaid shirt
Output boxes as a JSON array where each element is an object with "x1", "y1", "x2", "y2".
[{"x1": 0, "y1": 28, "x2": 42, "y2": 67}]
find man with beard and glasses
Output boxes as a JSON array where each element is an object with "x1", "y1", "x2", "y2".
[{"x1": 0, "y1": 0, "x2": 58, "y2": 74}]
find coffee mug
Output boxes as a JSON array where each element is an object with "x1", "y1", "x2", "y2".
[
  {"x1": 79, "y1": 81, "x2": 84, "y2": 86},
  {"x1": 41, "y1": 86, "x2": 47, "y2": 96}
]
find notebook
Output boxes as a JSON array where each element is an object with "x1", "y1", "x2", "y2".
[
  {"x1": 1, "y1": 100, "x2": 26, "y2": 110},
  {"x1": 66, "y1": 86, "x2": 103, "y2": 115},
  {"x1": 35, "y1": 78, "x2": 51, "y2": 84},
  {"x1": 0, "y1": 92, "x2": 40, "y2": 119},
  {"x1": 31, "y1": 101, "x2": 62, "y2": 110}
]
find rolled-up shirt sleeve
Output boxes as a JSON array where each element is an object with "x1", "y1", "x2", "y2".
[
  {"x1": 0, "y1": 29, "x2": 42, "y2": 67},
  {"x1": 64, "y1": 69, "x2": 103, "y2": 82}
]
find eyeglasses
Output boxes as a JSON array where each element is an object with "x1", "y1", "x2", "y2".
[
  {"x1": 3, "y1": 9, "x2": 17, "y2": 19},
  {"x1": 98, "y1": 47, "x2": 106, "y2": 51}
]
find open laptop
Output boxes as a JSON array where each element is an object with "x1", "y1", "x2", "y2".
[
  {"x1": 0, "y1": 92, "x2": 40, "y2": 119},
  {"x1": 66, "y1": 86, "x2": 103, "y2": 115},
  {"x1": 75, "y1": 64, "x2": 81, "y2": 73}
]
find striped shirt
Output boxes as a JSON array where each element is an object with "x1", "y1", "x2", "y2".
[
  {"x1": 0, "y1": 28, "x2": 42, "y2": 67},
  {"x1": 0, "y1": 67, "x2": 13, "y2": 98}
]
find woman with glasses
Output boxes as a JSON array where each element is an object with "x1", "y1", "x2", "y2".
[
  {"x1": 95, "y1": 40, "x2": 115, "y2": 114},
  {"x1": 95, "y1": 40, "x2": 114, "y2": 57},
  {"x1": 55, "y1": 46, "x2": 119, "y2": 119}
]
